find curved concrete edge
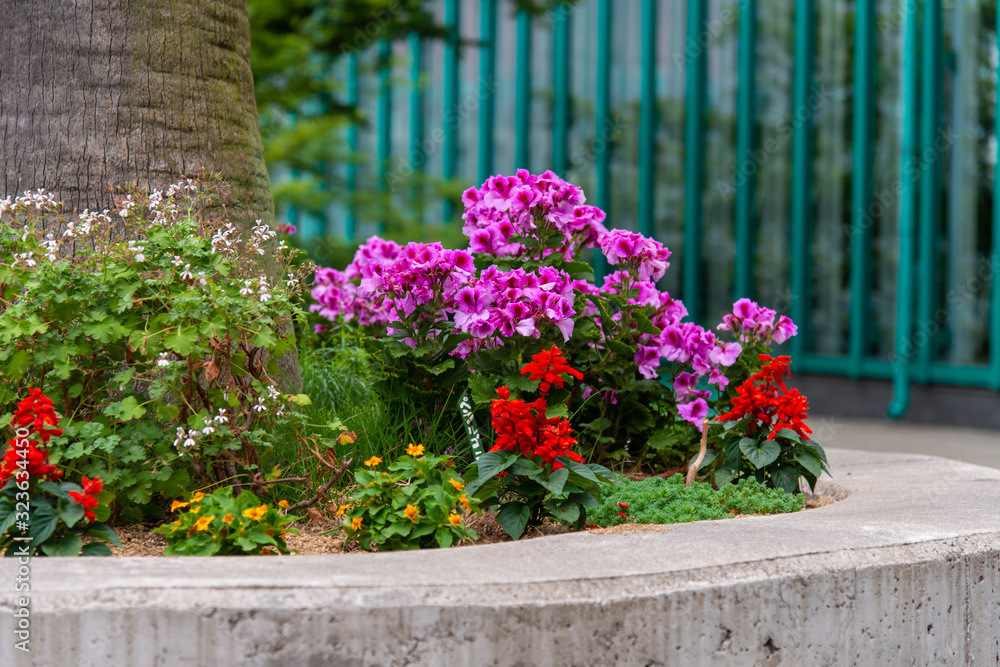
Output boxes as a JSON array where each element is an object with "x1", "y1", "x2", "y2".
[{"x1": 2, "y1": 448, "x2": 999, "y2": 666}]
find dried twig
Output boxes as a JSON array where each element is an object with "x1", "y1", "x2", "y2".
[
  {"x1": 685, "y1": 419, "x2": 710, "y2": 487},
  {"x1": 282, "y1": 457, "x2": 353, "y2": 515}
]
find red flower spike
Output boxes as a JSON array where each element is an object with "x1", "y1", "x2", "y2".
[
  {"x1": 715, "y1": 354, "x2": 810, "y2": 442},
  {"x1": 617, "y1": 502, "x2": 629, "y2": 509}
]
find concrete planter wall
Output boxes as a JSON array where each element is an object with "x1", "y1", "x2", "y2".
[{"x1": 2, "y1": 449, "x2": 999, "y2": 666}]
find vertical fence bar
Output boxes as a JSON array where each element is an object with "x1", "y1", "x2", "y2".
[
  {"x1": 442, "y1": 0, "x2": 460, "y2": 222},
  {"x1": 516, "y1": 8, "x2": 532, "y2": 168},
  {"x1": 789, "y1": 0, "x2": 814, "y2": 362},
  {"x1": 377, "y1": 40, "x2": 392, "y2": 233},
  {"x1": 594, "y1": 0, "x2": 612, "y2": 279},
  {"x1": 478, "y1": 0, "x2": 497, "y2": 184},
  {"x1": 345, "y1": 53, "x2": 359, "y2": 241},
  {"x1": 916, "y1": 0, "x2": 942, "y2": 383},
  {"x1": 848, "y1": 0, "x2": 875, "y2": 377},
  {"x1": 992, "y1": 3, "x2": 1000, "y2": 390},
  {"x1": 409, "y1": 33, "x2": 424, "y2": 222},
  {"x1": 734, "y1": 0, "x2": 757, "y2": 300},
  {"x1": 683, "y1": 0, "x2": 708, "y2": 321},
  {"x1": 888, "y1": 0, "x2": 919, "y2": 418},
  {"x1": 552, "y1": 3, "x2": 570, "y2": 174},
  {"x1": 638, "y1": 0, "x2": 657, "y2": 238}
]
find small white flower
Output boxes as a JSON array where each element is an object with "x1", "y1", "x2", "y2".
[
  {"x1": 180, "y1": 264, "x2": 194, "y2": 281},
  {"x1": 183, "y1": 437, "x2": 196, "y2": 448},
  {"x1": 171, "y1": 255, "x2": 183, "y2": 267},
  {"x1": 214, "y1": 409, "x2": 229, "y2": 424},
  {"x1": 267, "y1": 385, "x2": 280, "y2": 400},
  {"x1": 253, "y1": 397, "x2": 267, "y2": 413},
  {"x1": 156, "y1": 352, "x2": 171, "y2": 368},
  {"x1": 188, "y1": 430, "x2": 201, "y2": 439},
  {"x1": 259, "y1": 292, "x2": 271, "y2": 303},
  {"x1": 202, "y1": 425, "x2": 215, "y2": 436}
]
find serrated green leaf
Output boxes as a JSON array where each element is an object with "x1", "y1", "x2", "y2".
[
  {"x1": 163, "y1": 326, "x2": 199, "y2": 356},
  {"x1": 3, "y1": 349, "x2": 32, "y2": 381}
]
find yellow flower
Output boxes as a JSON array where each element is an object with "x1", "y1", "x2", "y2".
[
  {"x1": 192, "y1": 492, "x2": 205, "y2": 502},
  {"x1": 278, "y1": 499, "x2": 289, "y2": 508},
  {"x1": 170, "y1": 500, "x2": 190, "y2": 512},
  {"x1": 364, "y1": 455, "x2": 383, "y2": 467},
  {"x1": 449, "y1": 478, "x2": 464, "y2": 491},
  {"x1": 190, "y1": 506, "x2": 201, "y2": 514},
  {"x1": 172, "y1": 520, "x2": 181, "y2": 527},
  {"x1": 242, "y1": 504, "x2": 268, "y2": 521},
  {"x1": 336, "y1": 504, "x2": 351, "y2": 516},
  {"x1": 222, "y1": 513, "x2": 234, "y2": 525},
  {"x1": 448, "y1": 513, "x2": 462, "y2": 527},
  {"x1": 405, "y1": 443, "x2": 425, "y2": 457},
  {"x1": 194, "y1": 515, "x2": 216, "y2": 532},
  {"x1": 403, "y1": 504, "x2": 419, "y2": 522},
  {"x1": 458, "y1": 494, "x2": 470, "y2": 511},
  {"x1": 351, "y1": 517, "x2": 363, "y2": 531}
]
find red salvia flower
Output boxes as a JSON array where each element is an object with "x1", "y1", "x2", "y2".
[
  {"x1": 715, "y1": 354, "x2": 810, "y2": 442},
  {"x1": 489, "y1": 347, "x2": 587, "y2": 468},
  {"x1": 520, "y1": 345, "x2": 583, "y2": 394}
]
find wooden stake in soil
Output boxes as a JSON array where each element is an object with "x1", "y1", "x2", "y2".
[{"x1": 685, "y1": 419, "x2": 710, "y2": 487}]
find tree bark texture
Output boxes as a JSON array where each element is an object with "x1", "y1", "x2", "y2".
[
  {"x1": 0, "y1": 0, "x2": 273, "y2": 230},
  {"x1": 0, "y1": 0, "x2": 302, "y2": 390}
]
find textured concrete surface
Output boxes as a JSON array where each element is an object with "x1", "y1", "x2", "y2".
[
  {"x1": 816, "y1": 416, "x2": 1000, "y2": 470},
  {"x1": 1, "y1": 449, "x2": 999, "y2": 666}
]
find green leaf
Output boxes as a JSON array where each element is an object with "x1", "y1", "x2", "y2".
[
  {"x1": 632, "y1": 311, "x2": 661, "y2": 335},
  {"x1": 468, "y1": 373, "x2": 499, "y2": 404},
  {"x1": 531, "y1": 467, "x2": 568, "y2": 495},
  {"x1": 289, "y1": 394, "x2": 311, "y2": 406},
  {"x1": 739, "y1": 437, "x2": 781, "y2": 469},
  {"x1": 79, "y1": 542, "x2": 113, "y2": 557},
  {"x1": 793, "y1": 450, "x2": 823, "y2": 478},
  {"x1": 465, "y1": 452, "x2": 516, "y2": 496},
  {"x1": 59, "y1": 501, "x2": 85, "y2": 529},
  {"x1": 156, "y1": 403, "x2": 181, "y2": 421},
  {"x1": 163, "y1": 326, "x2": 199, "y2": 356},
  {"x1": 775, "y1": 428, "x2": 803, "y2": 444},
  {"x1": 252, "y1": 329, "x2": 278, "y2": 349},
  {"x1": 117, "y1": 396, "x2": 148, "y2": 421},
  {"x1": 112, "y1": 367, "x2": 135, "y2": 389},
  {"x1": 29, "y1": 502, "x2": 59, "y2": 544},
  {"x1": 40, "y1": 533, "x2": 82, "y2": 557},
  {"x1": 0, "y1": 499, "x2": 15, "y2": 535},
  {"x1": 769, "y1": 466, "x2": 801, "y2": 494},
  {"x1": 545, "y1": 498, "x2": 580, "y2": 525},
  {"x1": 713, "y1": 464, "x2": 738, "y2": 488},
  {"x1": 647, "y1": 429, "x2": 681, "y2": 451},
  {"x1": 3, "y1": 349, "x2": 32, "y2": 381},
  {"x1": 606, "y1": 339, "x2": 636, "y2": 358},
  {"x1": 496, "y1": 502, "x2": 530, "y2": 540},
  {"x1": 434, "y1": 527, "x2": 454, "y2": 549}
]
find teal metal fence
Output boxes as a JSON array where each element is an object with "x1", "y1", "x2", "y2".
[{"x1": 289, "y1": 0, "x2": 1000, "y2": 417}]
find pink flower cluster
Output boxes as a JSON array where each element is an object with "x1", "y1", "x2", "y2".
[
  {"x1": 592, "y1": 272, "x2": 742, "y2": 425},
  {"x1": 310, "y1": 237, "x2": 403, "y2": 327},
  {"x1": 452, "y1": 266, "x2": 579, "y2": 357},
  {"x1": 357, "y1": 241, "x2": 475, "y2": 324},
  {"x1": 461, "y1": 169, "x2": 608, "y2": 259},
  {"x1": 718, "y1": 298, "x2": 798, "y2": 345},
  {"x1": 598, "y1": 229, "x2": 672, "y2": 282}
]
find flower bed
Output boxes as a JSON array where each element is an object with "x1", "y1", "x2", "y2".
[{"x1": 1, "y1": 172, "x2": 827, "y2": 556}]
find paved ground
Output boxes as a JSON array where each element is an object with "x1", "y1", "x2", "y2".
[{"x1": 815, "y1": 415, "x2": 1000, "y2": 470}]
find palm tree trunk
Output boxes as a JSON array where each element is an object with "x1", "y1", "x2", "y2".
[{"x1": 0, "y1": 0, "x2": 301, "y2": 388}]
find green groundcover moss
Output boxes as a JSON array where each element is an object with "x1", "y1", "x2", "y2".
[{"x1": 589, "y1": 474, "x2": 804, "y2": 528}]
